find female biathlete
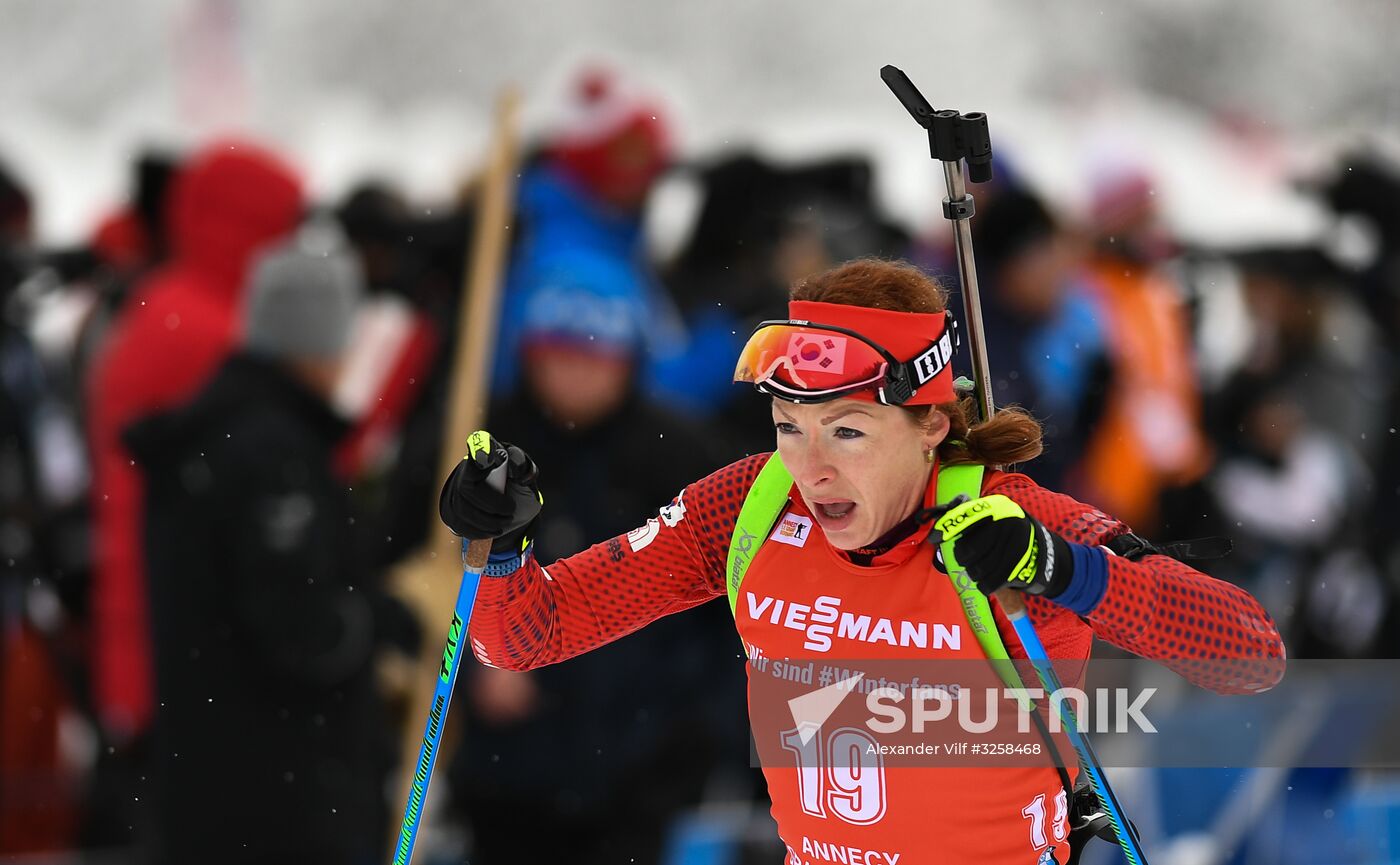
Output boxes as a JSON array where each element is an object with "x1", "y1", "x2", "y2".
[{"x1": 440, "y1": 259, "x2": 1286, "y2": 864}]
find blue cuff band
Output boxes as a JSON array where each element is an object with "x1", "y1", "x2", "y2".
[
  {"x1": 482, "y1": 543, "x2": 533, "y2": 577},
  {"x1": 1054, "y1": 542, "x2": 1110, "y2": 616}
]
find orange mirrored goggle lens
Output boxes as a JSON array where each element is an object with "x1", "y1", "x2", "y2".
[{"x1": 733, "y1": 324, "x2": 889, "y2": 399}]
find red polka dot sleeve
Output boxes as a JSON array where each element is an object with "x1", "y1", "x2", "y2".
[
  {"x1": 988, "y1": 471, "x2": 1287, "y2": 695},
  {"x1": 467, "y1": 457, "x2": 1285, "y2": 697},
  {"x1": 466, "y1": 454, "x2": 768, "y2": 670}
]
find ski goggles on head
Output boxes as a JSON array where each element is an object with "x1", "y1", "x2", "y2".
[{"x1": 733, "y1": 300, "x2": 959, "y2": 406}]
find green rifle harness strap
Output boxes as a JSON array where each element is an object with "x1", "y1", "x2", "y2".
[
  {"x1": 725, "y1": 453, "x2": 1012, "y2": 668},
  {"x1": 722, "y1": 453, "x2": 1082, "y2": 827}
]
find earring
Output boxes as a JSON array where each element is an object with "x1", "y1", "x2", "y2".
[{"x1": 924, "y1": 448, "x2": 936, "y2": 464}]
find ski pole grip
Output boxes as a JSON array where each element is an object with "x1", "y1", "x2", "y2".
[
  {"x1": 461, "y1": 430, "x2": 509, "y2": 571},
  {"x1": 465, "y1": 460, "x2": 509, "y2": 570}
]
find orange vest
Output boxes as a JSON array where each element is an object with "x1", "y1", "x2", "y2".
[
  {"x1": 1077, "y1": 259, "x2": 1209, "y2": 530},
  {"x1": 737, "y1": 489, "x2": 1071, "y2": 865}
]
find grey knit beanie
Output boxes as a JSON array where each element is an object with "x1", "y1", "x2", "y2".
[{"x1": 242, "y1": 221, "x2": 364, "y2": 359}]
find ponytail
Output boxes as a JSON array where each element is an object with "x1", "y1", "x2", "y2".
[{"x1": 909, "y1": 397, "x2": 1043, "y2": 469}]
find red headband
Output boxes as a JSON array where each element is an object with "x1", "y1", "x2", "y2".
[{"x1": 787, "y1": 299, "x2": 957, "y2": 405}]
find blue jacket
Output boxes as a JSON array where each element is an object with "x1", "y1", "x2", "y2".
[{"x1": 492, "y1": 164, "x2": 740, "y2": 413}]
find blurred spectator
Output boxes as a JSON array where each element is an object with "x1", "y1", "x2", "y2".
[
  {"x1": 1223, "y1": 246, "x2": 1384, "y2": 455},
  {"x1": 336, "y1": 181, "x2": 413, "y2": 295},
  {"x1": 1313, "y1": 154, "x2": 1400, "y2": 638},
  {"x1": 494, "y1": 64, "x2": 734, "y2": 415},
  {"x1": 1075, "y1": 163, "x2": 1210, "y2": 531},
  {"x1": 90, "y1": 152, "x2": 180, "y2": 278},
  {"x1": 452, "y1": 258, "x2": 747, "y2": 865},
  {"x1": 1203, "y1": 244, "x2": 1388, "y2": 656},
  {"x1": 664, "y1": 152, "x2": 907, "y2": 453},
  {"x1": 334, "y1": 177, "x2": 475, "y2": 326},
  {"x1": 324, "y1": 183, "x2": 443, "y2": 482},
  {"x1": 967, "y1": 187, "x2": 1111, "y2": 490},
  {"x1": 0, "y1": 160, "x2": 33, "y2": 284},
  {"x1": 85, "y1": 139, "x2": 302, "y2": 749},
  {"x1": 334, "y1": 177, "x2": 489, "y2": 567},
  {"x1": 1208, "y1": 381, "x2": 1374, "y2": 655},
  {"x1": 78, "y1": 153, "x2": 183, "y2": 373},
  {"x1": 0, "y1": 159, "x2": 84, "y2": 853},
  {"x1": 124, "y1": 227, "x2": 407, "y2": 865}
]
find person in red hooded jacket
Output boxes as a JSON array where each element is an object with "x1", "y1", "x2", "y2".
[{"x1": 85, "y1": 140, "x2": 302, "y2": 745}]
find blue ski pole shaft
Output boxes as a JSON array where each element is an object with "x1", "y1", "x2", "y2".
[
  {"x1": 392, "y1": 535, "x2": 491, "y2": 865},
  {"x1": 998, "y1": 592, "x2": 1149, "y2": 865}
]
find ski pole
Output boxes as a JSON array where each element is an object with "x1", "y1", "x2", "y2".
[
  {"x1": 391, "y1": 439, "x2": 506, "y2": 865},
  {"x1": 1000, "y1": 589, "x2": 1149, "y2": 865},
  {"x1": 882, "y1": 64, "x2": 1150, "y2": 865}
]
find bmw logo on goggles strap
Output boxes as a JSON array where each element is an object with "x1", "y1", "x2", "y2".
[{"x1": 733, "y1": 302, "x2": 960, "y2": 407}]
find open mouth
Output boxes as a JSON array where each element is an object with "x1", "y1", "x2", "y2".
[{"x1": 812, "y1": 500, "x2": 857, "y2": 530}]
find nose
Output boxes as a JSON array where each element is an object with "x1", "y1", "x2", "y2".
[{"x1": 786, "y1": 436, "x2": 836, "y2": 490}]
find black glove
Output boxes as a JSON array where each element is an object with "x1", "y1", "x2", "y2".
[
  {"x1": 438, "y1": 431, "x2": 543, "y2": 555},
  {"x1": 930, "y1": 494, "x2": 1074, "y2": 597}
]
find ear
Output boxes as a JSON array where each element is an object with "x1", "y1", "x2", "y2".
[{"x1": 922, "y1": 409, "x2": 951, "y2": 451}]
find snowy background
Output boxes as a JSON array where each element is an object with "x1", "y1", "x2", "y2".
[{"x1": 2, "y1": 0, "x2": 1398, "y2": 247}]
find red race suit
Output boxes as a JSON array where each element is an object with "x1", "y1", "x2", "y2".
[{"x1": 467, "y1": 454, "x2": 1285, "y2": 864}]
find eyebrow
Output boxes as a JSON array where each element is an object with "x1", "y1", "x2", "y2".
[
  {"x1": 820, "y1": 406, "x2": 874, "y2": 425},
  {"x1": 772, "y1": 403, "x2": 874, "y2": 425}
]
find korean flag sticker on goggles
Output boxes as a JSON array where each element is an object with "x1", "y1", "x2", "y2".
[{"x1": 733, "y1": 300, "x2": 960, "y2": 406}]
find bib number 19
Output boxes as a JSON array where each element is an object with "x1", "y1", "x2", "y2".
[{"x1": 780, "y1": 724, "x2": 887, "y2": 826}]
